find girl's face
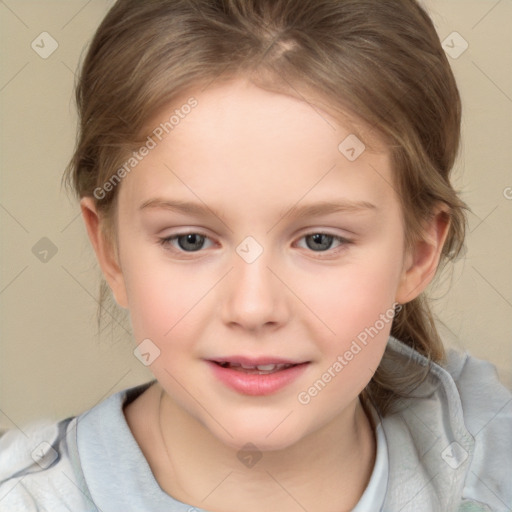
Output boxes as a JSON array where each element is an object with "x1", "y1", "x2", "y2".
[{"x1": 87, "y1": 78, "x2": 439, "y2": 450}]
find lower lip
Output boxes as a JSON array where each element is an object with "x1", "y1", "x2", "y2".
[{"x1": 206, "y1": 361, "x2": 309, "y2": 396}]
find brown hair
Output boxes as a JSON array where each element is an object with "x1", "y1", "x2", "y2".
[{"x1": 64, "y1": 0, "x2": 469, "y2": 415}]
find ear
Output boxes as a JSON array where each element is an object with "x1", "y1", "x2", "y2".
[
  {"x1": 80, "y1": 197, "x2": 129, "y2": 309},
  {"x1": 395, "y1": 204, "x2": 451, "y2": 304}
]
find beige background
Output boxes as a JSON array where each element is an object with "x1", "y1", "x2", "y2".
[{"x1": 0, "y1": 0, "x2": 511, "y2": 431}]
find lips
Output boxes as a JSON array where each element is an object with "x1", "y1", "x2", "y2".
[{"x1": 206, "y1": 356, "x2": 310, "y2": 395}]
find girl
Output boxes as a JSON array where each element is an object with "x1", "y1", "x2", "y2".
[{"x1": 1, "y1": 0, "x2": 511, "y2": 511}]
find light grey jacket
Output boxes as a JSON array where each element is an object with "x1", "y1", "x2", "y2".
[
  {"x1": 0, "y1": 336, "x2": 511, "y2": 511},
  {"x1": 377, "y1": 337, "x2": 511, "y2": 511}
]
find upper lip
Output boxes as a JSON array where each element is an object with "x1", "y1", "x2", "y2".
[{"x1": 208, "y1": 356, "x2": 308, "y2": 366}]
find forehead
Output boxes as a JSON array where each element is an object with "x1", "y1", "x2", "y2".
[
  {"x1": 149, "y1": 77, "x2": 381, "y2": 153},
  {"x1": 118, "y1": 78, "x2": 396, "y2": 218}
]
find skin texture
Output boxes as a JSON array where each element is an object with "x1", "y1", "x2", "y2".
[{"x1": 81, "y1": 77, "x2": 450, "y2": 512}]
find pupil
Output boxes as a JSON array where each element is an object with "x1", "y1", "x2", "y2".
[
  {"x1": 308, "y1": 233, "x2": 331, "y2": 251},
  {"x1": 180, "y1": 234, "x2": 204, "y2": 251}
]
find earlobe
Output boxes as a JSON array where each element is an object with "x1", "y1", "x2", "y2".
[
  {"x1": 80, "y1": 197, "x2": 129, "y2": 309},
  {"x1": 395, "y1": 206, "x2": 451, "y2": 304}
]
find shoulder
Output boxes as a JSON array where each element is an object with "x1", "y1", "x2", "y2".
[
  {"x1": 444, "y1": 345, "x2": 511, "y2": 428},
  {"x1": 381, "y1": 337, "x2": 512, "y2": 511},
  {"x1": 0, "y1": 379, "x2": 156, "y2": 512},
  {"x1": 0, "y1": 417, "x2": 96, "y2": 511},
  {"x1": 444, "y1": 347, "x2": 512, "y2": 511}
]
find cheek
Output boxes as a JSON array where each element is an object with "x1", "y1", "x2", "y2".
[
  {"x1": 307, "y1": 248, "x2": 402, "y2": 343},
  {"x1": 121, "y1": 249, "x2": 218, "y2": 363},
  {"x1": 296, "y1": 261, "x2": 398, "y2": 413},
  {"x1": 294, "y1": 239, "x2": 403, "y2": 396},
  {"x1": 120, "y1": 244, "x2": 185, "y2": 340}
]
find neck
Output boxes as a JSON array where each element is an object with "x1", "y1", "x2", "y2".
[{"x1": 153, "y1": 385, "x2": 376, "y2": 512}]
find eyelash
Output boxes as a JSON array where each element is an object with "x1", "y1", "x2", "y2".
[{"x1": 158, "y1": 231, "x2": 353, "y2": 258}]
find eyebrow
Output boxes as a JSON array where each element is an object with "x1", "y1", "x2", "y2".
[{"x1": 139, "y1": 198, "x2": 377, "y2": 221}]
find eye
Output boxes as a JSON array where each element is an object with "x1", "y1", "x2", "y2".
[
  {"x1": 158, "y1": 231, "x2": 352, "y2": 257},
  {"x1": 296, "y1": 232, "x2": 352, "y2": 255},
  {"x1": 159, "y1": 232, "x2": 214, "y2": 253}
]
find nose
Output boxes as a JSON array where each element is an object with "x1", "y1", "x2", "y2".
[{"x1": 220, "y1": 246, "x2": 289, "y2": 333}]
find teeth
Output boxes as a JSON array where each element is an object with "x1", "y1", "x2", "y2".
[
  {"x1": 218, "y1": 362, "x2": 295, "y2": 372},
  {"x1": 242, "y1": 364, "x2": 289, "y2": 371},
  {"x1": 256, "y1": 364, "x2": 278, "y2": 371}
]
